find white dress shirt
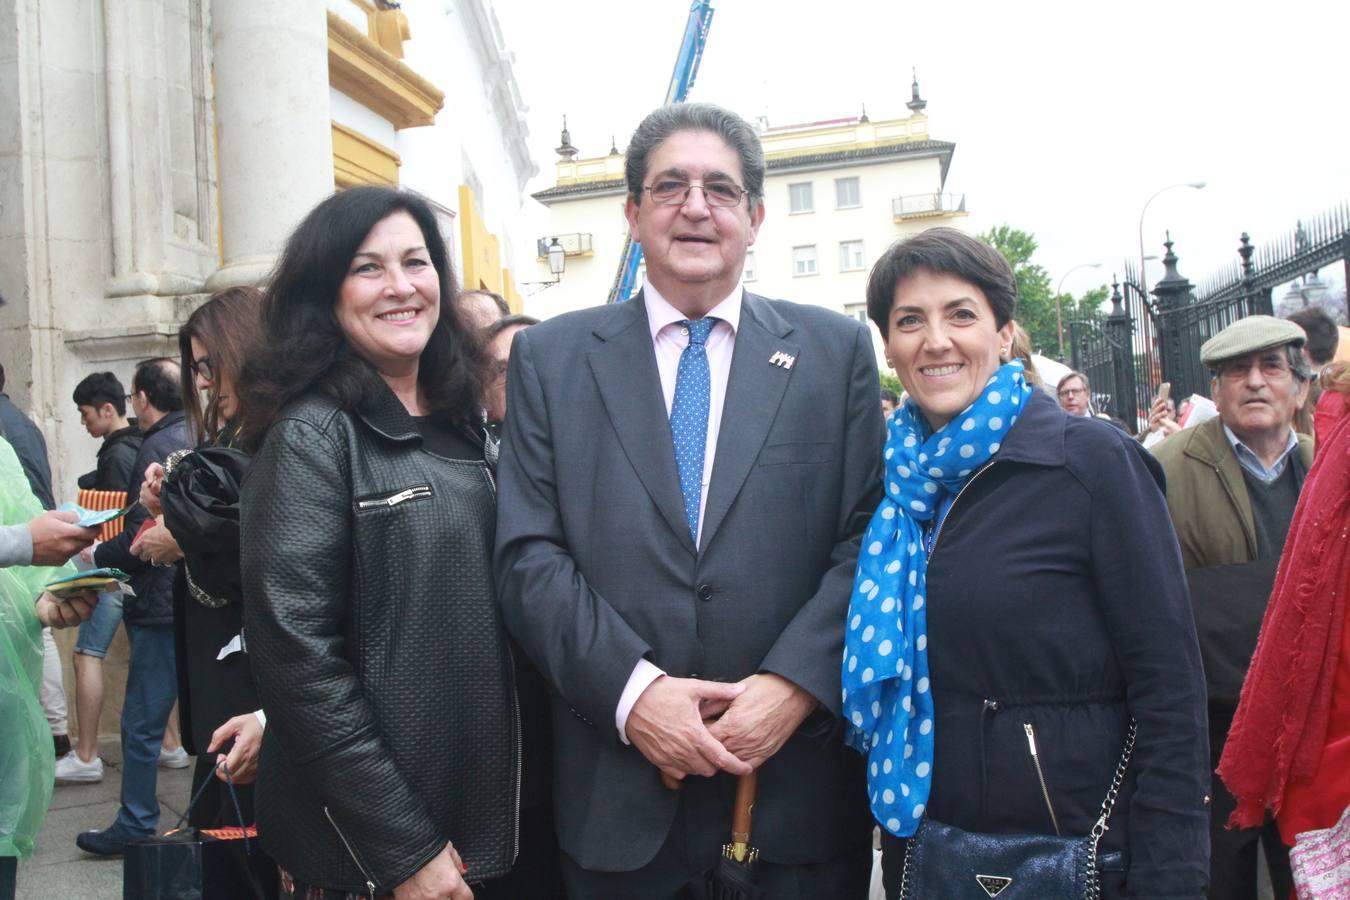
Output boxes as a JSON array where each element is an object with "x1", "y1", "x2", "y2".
[{"x1": 615, "y1": 279, "x2": 742, "y2": 742}]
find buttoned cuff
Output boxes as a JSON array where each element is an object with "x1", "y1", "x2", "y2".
[
  {"x1": 616, "y1": 659, "x2": 665, "y2": 745},
  {"x1": 253, "y1": 709, "x2": 266, "y2": 729}
]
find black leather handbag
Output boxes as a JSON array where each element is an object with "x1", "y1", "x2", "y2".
[{"x1": 899, "y1": 720, "x2": 1136, "y2": 900}]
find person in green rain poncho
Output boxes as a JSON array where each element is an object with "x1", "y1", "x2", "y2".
[{"x1": 0, "y1": 435, "x2": 100, "y2": 900}]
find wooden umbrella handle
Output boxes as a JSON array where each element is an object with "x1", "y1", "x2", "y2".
[{"x1": 730, "y1": 770, "x2": 758, "y2": 845}]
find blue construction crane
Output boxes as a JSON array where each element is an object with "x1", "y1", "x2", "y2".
[{"x1": 606, "y1": 0, "x2": 715, "y2": 304}]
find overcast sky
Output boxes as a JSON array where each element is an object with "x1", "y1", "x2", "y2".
[{"x1": 495, "y1": 0, "x2": 1348, "y2": 299}]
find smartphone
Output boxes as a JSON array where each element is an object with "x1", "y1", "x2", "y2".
[{"x1": 1156, "y1": 382, "x2": 1171, "y2": 405}]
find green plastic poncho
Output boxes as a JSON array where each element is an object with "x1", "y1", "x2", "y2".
[{"x1": 0, "y1": 437, "x2": 72, "y2": 859}]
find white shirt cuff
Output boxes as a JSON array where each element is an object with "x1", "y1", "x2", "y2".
[
  {"x1": 616, "y1": 658, "x2": 665, "y2": 745},
  {"x1": 253, "y1": 709, "x2": 266, "y2": 728}
]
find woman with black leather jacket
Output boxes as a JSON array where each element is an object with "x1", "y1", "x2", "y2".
[{"x1": 237, "y1": 187, "x2": 554, "y2": 900}]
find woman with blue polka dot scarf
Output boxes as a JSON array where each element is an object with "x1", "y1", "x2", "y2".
[{"x1": 844, "y1": 228, "x2": 1210, "y2": 899}]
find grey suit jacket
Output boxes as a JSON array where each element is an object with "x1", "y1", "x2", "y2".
[{"x1": 494, "y1": 290, "x2": 883, "y2": 872}]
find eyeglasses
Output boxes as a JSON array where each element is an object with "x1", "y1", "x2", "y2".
[
  {"x1": 643, "y1": 179, "x2": 748, "y2": 208},
  {"x1": 191, "y1": 356, "x2": 214, "y2": 382},
  {"x1": 1057, "y1": 387, "x2": 1087, "y2": 400},
  {"x1": 1213, "y1": 355, "x2": 1292, "y2": 382}
]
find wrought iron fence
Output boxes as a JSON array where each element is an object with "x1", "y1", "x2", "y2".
[{"x1": 1073, "y1": 203, "x2": 1349, "y2": 424}]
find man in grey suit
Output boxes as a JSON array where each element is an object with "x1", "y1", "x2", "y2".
[{"x1": 495, "y1": 102, "x2": 882, "y2": 898}]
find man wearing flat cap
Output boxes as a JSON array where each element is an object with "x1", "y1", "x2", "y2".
[{"x1": 1152, "y1": 314, "x2": 1311, "y2": 900}]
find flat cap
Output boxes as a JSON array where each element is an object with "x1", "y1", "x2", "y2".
[{"x1": 1200, "y1": 315, "x2": 1306, "y2": 366}]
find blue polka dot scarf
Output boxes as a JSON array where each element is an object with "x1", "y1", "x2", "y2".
[{"x1": 843, "y1": 360, "x2": 1032, "y2": 837}]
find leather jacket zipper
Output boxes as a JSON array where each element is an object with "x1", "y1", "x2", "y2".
[
  {"x1": 356, "y1": 484, "x2": 432, "y2": 509},
  {"x1": 323, "y1": 805, "x2": 378, "y2": 898},
  {"x1": 504, "y1": 648, "x2": 522, "y2": 864},
  {"x1": 1023, "y1": 722, "x2": 1062, "y2": 836},
  {"x1": 474, "y1": 447, "x2": 517, "y2": 863}
]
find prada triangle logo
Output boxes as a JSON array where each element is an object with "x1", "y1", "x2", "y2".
[{"x1": 975, "y1": 874, "x2": 1013, "y2": 897}]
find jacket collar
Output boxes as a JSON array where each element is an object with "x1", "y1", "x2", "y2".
[
  {"x1": 989, "y1": 388, "x2": 1068, "y2": 468},
  {"x1": 142, "y1": 409, "x2": 184, "y2": 439},
  {"x1": 101, "y1": 425, "x2": 140, "y2": 448},
  {"x1": 1181, "y1": 415, "x2": 1238, "y2": 469},
  {"x1": 354, "y1": 379, "x2": 423, "y2": 445}
]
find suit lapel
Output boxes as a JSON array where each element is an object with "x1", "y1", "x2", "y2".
[
  {"x1": 587, "y1": 292, "x2": 697, "y2": 555},
  {"x1": 700, "y1": 293, "x2": 799, "y2": 550}
]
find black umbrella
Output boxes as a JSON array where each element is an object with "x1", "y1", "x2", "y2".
[{"x1": 706, "y1": 772, "x2": 763, "y2": 900}]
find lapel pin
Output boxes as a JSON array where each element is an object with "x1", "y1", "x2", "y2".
[{"x1": 769, "y1": 351, "x2": 797, "y2": 369}]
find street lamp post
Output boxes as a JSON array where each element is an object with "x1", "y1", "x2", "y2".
[
  {"x1": 1056, "y1": 262, "x2": 1102, "y2": 359},
  {"x1": 1138, "y1": 181, "x2": 1206, "y2": 302},
  {"x1": 523, "y1": 237, "x2": 567, "y2": 295}
]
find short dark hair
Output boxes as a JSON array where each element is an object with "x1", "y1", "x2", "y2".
[
  {"x1": 73, "y1": 372, "x2": 127, "y2": 416},
  {"x1": 484, "y1": 313, "x2": 539, "y2": 339},
  {"x1": 239, "y1": 186, "x2": 486, "y2": 450},
  {"x1": 866, "y1": 227, "x2": 1018, "y2": 337},
  {"x1": 133, "y1": 358, "x2": 183, "y2": 412},
  {"x1": 625, "y1": 103, "x2": 766, "y2": 212},
  {"x1": 461, "y1": 290, "x2": 510, "y2": 319},
  {"x1": 1285, "y1": 307, "x2": 1340, "y2": 366}
]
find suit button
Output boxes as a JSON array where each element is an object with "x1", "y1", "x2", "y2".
[{"x1": 697, "y1": 584, "x2": 713, "y2": 602}]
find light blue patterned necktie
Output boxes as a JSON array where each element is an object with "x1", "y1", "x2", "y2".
[{"x1": 670, "y1": 318, "x2": 716, "y2": 543}]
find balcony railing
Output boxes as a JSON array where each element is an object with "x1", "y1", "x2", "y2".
[
  {"x1": 892, "y1": 193, "x2": 966, "y2": 219},
  {"x1": 537, "y1": 232, "x2": 593, "y2": 258}
]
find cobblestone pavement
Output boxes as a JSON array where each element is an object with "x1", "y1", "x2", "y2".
[{"x1": 16, "y1": 739, "x2": 194, "y2": 900}]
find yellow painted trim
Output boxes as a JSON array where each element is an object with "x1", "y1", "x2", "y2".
[
  {"x1": 372, "y1": 9, "x2": 410, "y2": 59},
  {"x1": 553, "y1": 113, "x2": 934, "y2": 182},
  {"x1": 327, "y1": 10, "x2": 443, "y2": 129},
  {"x1": 892, "y1": 210, "x2": 969, "y2": 223},
  {"x1": 332, "y1": 122, "x2": 400, "y2": 188},
  {"x1": 501, "y1": 269, "x2": 522, "y2": 314},
  {"x1": 459, "y1": 184, "x2": 503, "y2": 294}
]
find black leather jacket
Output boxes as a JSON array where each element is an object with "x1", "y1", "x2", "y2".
[{"x1": 241, "y1": 385, "x2": 518, "y2": 893}]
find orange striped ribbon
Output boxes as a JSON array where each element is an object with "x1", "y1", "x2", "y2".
[{"x1": 76, "y1": 489, "x2": 130, "y2": 542}]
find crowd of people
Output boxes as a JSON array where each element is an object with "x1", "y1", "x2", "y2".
[{"x1": 1, "y1": 100, "x2": 1348, "y2": 900}]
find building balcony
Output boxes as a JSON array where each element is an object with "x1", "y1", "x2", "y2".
[
  {"x1": 536, "y1": 232, "x2": 593, "y2": 258},
  {"x1": 892, "y1": 192, "x2": 966, "y2": 220}
]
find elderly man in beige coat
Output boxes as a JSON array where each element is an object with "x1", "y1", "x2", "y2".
[{"x1": 1151, "y1": 315, "x2": 1312, "y2": 900}]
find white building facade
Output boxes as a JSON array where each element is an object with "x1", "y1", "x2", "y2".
[{"x1": 0, "y1": 0, "x2": 536, "y2": 497}]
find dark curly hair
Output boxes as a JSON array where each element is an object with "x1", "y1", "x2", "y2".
[{"x1": 238, "y1": 186, "x2": 485, "y2": 450}]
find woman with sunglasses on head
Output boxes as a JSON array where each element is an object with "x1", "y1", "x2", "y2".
[
  {"x1": 132, "y1": 288, "x2": 273, "y2": 861},
  {"x1": 844, "y1": 228, "x2": 1210, "y2": 899}
]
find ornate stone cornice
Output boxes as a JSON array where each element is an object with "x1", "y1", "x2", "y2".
[{"x1": 327, "y1": 10, "x2": 443, "y2": 129}]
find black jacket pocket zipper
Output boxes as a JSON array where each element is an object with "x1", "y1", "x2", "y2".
[
  {"x1": 1023, "y1": 722, "x2": 1061, "y2": 836},
  {"x1": 323, "y1": 805, "x2": 378, "y2": 897}
]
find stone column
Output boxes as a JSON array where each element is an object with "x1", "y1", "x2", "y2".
[{"x1": 206, "y1": 0, "x2": 333, "y2": 290}]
